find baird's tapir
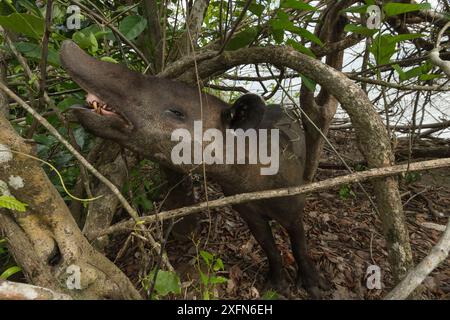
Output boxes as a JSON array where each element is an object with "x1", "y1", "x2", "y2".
[{"x1": 60, "y1": 40, "x2": 328, "y2": 298}]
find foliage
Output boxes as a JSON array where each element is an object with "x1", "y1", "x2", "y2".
[
  {"x1": 0, "y1": 195, "x2": 28, "y2": 212},
  {"x1": 196, "y1": 249, "x2": 228, "y2": 300},
  {"x1": 339, "y1": 184, "x2": 356, "y2": 200},
  {"x1": 141, "y1": 269, "x2": 182, "y2": 299}
]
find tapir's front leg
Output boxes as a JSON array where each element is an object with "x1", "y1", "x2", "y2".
[{"x1": 160, "y1": 167, "x2": 199, "y2": 240}]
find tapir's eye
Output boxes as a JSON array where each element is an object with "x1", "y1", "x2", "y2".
[{"x1": 165, "y1": 108, "x2": 185, "y2": 120}]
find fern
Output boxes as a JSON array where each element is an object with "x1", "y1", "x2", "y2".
[{"x1": 0, "y1": 195, "x2": 28, "y2": 212}]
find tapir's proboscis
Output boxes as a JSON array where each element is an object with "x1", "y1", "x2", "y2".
[{"x1": 60, "y1": 40, "x2": 329, "y2": 299}]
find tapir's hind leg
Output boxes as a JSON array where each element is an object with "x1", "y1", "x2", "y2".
[{"x1": 234, "y1": 203, "x2": 287, "y2": 293}]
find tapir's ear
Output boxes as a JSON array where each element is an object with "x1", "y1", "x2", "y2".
[{"x1": 222, "y1": 94, "x2": 266, "y2": 130}]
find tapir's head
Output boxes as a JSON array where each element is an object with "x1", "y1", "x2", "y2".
[{"x1": 60, "y1": 41, "x2": 267, "y2": 166}]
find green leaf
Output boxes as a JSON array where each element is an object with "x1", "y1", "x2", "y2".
[
  {"x1": 341, "y1": 5, "x2": 370, "y2": 14},
  {"x1": 370, "y1": 34, "x2": 397, "y2": 65},
  {"x1": 344, "y1": 24, "x2": 378, "y2": 37},
  {"x1": 213, "y1": 258, "x2": 224, "y2": 272},
  {"x1": 225, "y1": 27, "x2": 257, "y2": 50},
  {"x1": 248, "y1": 2, "x2": 265, "y2": 17},
  {"x1": 0, "y1": 196, "x2": 28, "y2": 212},
  {"x1": 270, "y1": 11, "x2": 292, "y2": 30},
  {"x1": 286, "y1": 39, "x2": 315, "y2": 58},
  {"x1": 0, "y1": 266, "x2": 22, "y2": 280},
  {"x1": 0, "y1": 13, "x2": 44, "y2": 39},
  {"x1": 100, "y1": 56, "x2": 119, "y2": 63},
  {"x1": 119, "y1": 15, "x2": 147, "y2": 40},
  {"x1": 300, "y1": 74, "x2": 316, "y2": 92},
  {"x1": 200, "y1": 250, "x2": 214, "y2": 265},
  {"x1": 389, "y1": 33, "x2": 424, "y2": 43},
  {"x1": 290, "y1": 27, "x2": 323, "y2": 46},
  {"x1": 14, "y1": 42, "x2": 60, "y2": 66},
  {"x1": 17, "y1": 0, "x2": 43, "y2": 17},
  {"x1": 280, "y1": 0, "x2": 315, "y2": 11},
  {"x1": 199, "y1": 270, "x2": 209, "y2": 286},
  {"x1": 383, "y1": 3, "x2": 431, "y2": 17},
  {"x1": 262, "y1": 290, "x2": 279, "y2": 300},
  {"x1": 152, "y1": 270, "x2": 181, "y2": 296},
  {"x1": 419, "y1": 73, "x2": 443, "y2": 81},
  {"x1": 209, "y1": 276, "x2": 228, "y2": 284},
  {"x1": 72, "y1": 31, "x2": 98, "y2": 53},
  {"x1": 371, "y1": 33, "x2": 425, "y2": 65}
]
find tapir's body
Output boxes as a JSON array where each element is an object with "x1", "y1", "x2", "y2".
[{"x1": 60, "y1": 41, "x2": 326, "y2": 298}]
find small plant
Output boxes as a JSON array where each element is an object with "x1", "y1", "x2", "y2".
[
  {"x1": 339, "y1": 184, "x2": 356, "y2": 200},
  {"x1": 141, "y1": 269, "x2": 181, "y2": 300},
  {"x1": 261, "y1": 289, "x2": 279, "y2": 300},
  {"x1": 404, "y1": 172, "x2": 421, "y2": 184},
  {"x1": 196, "y1": 250, "x2": 228, "y2": 300}
]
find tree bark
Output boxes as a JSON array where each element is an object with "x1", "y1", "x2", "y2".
[{"x1": 0, "y1": 114, "x2": 141, "y2": 299}]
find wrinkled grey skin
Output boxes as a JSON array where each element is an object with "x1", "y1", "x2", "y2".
[{"x1": 60, "y1": 40, "x2": 327, "y2": 298}]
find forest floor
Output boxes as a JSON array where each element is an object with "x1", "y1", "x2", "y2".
[{"x1": 113, "y1": 130, "x2": 450, "y2": 300}]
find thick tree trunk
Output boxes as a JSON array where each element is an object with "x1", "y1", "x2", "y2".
[{"x1": 0, "y1": 114, "x2": 141, "y2": 299}]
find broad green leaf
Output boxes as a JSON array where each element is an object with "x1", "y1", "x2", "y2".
[
  {"x1": 344, "y1": 24, "x2": 378, "y2": 37},
  {"x1": 15, "y1": 42, "x2": 60, "y2": 66},
  {"x1": 119, "y1": 15, "x2": 147, "y2": 40},
  {"x1": 72, "y1": 31, "x2": 98, "y2": 52},
  {"x1": 371, "y1": 33, "x2": 425, "y2": 65},
  {"x1": 0, "y1": 13, "x2": 44, "y2": 39},
  {"x1": 281, "y1": 0, "x2": 315, "y2": 11},
  {"x1": 286, "y1": 39, "x2": 315, "y2": 58},
  {"x1": 270, "y1": 10, "x2": 292, "y2": 30},
  {"x1": 0, "y1": 266, "x2": 22, "y2": 280},
  {"x1": 0, "y1": 196, "x2": 28, "y2": 212},
  {"x1": 370, "y1": 35, "x2": 397, "y2": 65},
  {"x1": 225, "y1": 27, "x2": 257, "y2": 50},
  {"x1": 248, "y1": 3, "x2": 265, "y2": 17},
  {"x1": 384, "y1": 3, "x2": 431, "y2": 17},
  {"x1": 152, "y1": 270, "x2": 181, "y2": 296}
]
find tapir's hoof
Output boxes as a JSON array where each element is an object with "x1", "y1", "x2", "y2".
[
  {"x1": 305, "y1": 286, "x2": 323, "y2": 300},
  {"x1": 297, "y1": 274, "x2": 330, "y2": 299},
  {"x1": 263, "y1": 276, "x2": 290, "y2": 297}
]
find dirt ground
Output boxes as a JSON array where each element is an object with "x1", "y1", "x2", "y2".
[{"x1": 113, "y1": 130, "x2": 450, "y2": 300}]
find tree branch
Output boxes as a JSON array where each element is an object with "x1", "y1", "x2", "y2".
[{"x1": 99, "y1": 157, "x2": 450, "y2": 237}]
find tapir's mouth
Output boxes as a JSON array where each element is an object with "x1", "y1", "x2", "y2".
[{"x1": 70, "y1": 91, "x2": 133, "y2": 128}]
